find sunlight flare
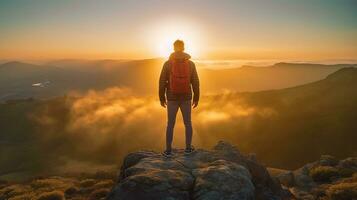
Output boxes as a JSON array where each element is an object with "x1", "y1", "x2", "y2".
[{"x1": 148, "y1": 20, "x2": 201, "y2": 58}]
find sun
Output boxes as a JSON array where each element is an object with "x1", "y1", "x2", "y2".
[
  {"x1": 148, "y1": 20, "x2": 201, "y2": 58},
  {"x1": 156, "y1": 32, "x2": 198, "y2": 58}
]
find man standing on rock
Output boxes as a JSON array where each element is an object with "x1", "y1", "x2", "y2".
[{"x1": 159, "y1": 40, "x2": 200, "y2": 157}]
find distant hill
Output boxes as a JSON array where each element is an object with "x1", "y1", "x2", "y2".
[
  {"x1": 202, "y1": 67, "x2": 357, "y2": 168},
  {"x1": 200, "y1": 62, "x2": 354, "y2": 93},
  {"x1": 0, "y1": 59, "x2": 355, "y2": 101},
  {"x1": 0, "y1": 62, "x2": 64, "y2": 100},
  {"x1": 0, "y1": 59, "x2": 166, "y2": 101}
]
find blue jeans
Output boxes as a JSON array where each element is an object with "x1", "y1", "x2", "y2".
[{"x1": 166, "y1": 100, "x2": 192, "y2": 151}]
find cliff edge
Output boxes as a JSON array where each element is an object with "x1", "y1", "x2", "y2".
[{"x1": 107, "y1": 141, "x2": 293, "y2": 200}]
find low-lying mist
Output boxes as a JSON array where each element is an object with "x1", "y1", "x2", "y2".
[{"x1": 29, "y1": 88, "x2": 275, "y2": 173}]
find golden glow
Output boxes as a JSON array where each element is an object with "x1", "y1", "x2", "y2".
[
  {"x1": 198, "y1": 110, "x2": 230, "y2": 123},
  {"x1": 0, "y1": 17, "x2": 356, "y2": 61},
  {"x1": 147, "y1": 20, "x2": 202, "y2": 58}
]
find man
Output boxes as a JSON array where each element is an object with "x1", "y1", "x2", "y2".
[{"x1": 159, "y1": 40, "x2": 200, "y2": 157}]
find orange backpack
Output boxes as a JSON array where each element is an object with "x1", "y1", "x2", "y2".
[{"x1": 169, "y1": 60, "x2": 191, "y2": 94}]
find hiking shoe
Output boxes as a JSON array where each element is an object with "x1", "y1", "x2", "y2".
[
  {"x1": 184, "y1": 146, "x2": 195, "y2": 155},
  {"x1": 163, "y1": 150, "x2": 173, "y2": 158}
]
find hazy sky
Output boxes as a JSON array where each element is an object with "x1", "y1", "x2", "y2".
[{"x1": 0, "y1": 0, "x2": 356, "y2": 60}]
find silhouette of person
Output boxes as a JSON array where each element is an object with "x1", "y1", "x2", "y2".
[{"x1": 159, "y1": 40, "x2": 200, "y2": 157}]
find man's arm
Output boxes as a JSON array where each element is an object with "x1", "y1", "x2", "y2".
[
  {"x1": 191, "y1": 62, "x2": 200, "y2": 106},
  {"x1": 159, "y1": 62, "x2": 168, "y2": 106}
]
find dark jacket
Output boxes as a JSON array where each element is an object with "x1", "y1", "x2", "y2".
[{"x1": 159, "y1": 52, "x2": 200, "y2": 102}]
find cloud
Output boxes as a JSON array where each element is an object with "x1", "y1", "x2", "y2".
[
  {"x1": 197, "y1": 110, "x2": 231, "y2": 123},
  {"x1": 30, "y1": 87, "x2": 276, "y2": 174}
]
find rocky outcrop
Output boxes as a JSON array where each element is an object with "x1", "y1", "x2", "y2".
[
  {"x1": 107, "y1": 141, "x2": 293, "y2": 200},
  {"x1": 268, "y1": 155, "x2": 357, "y2": 200}
]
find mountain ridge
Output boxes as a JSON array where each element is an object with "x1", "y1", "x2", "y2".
[{"x1": 1, "y1": 60, "x2": 354, "y2": 102}]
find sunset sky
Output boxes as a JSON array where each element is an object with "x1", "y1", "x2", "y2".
[{"x1": 0, "y1": 0, "x2": 356, "y2": 60}]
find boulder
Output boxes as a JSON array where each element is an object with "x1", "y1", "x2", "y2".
[{"x1": 107, "y1": 141, "x2": 294, "y2": 200}]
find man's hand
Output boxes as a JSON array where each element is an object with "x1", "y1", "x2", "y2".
[
  {"x1": 192, "y1": 101, "x2": 198, "y2": 108},
  {"x1": 160, "y1": 100, "x2": 167, "y2": 108}
]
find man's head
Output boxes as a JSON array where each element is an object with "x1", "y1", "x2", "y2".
[{"x1": 173, "y1": 40, "x2": 185, "y2": 52}]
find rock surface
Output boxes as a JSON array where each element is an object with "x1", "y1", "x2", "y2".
[
  {"x1": 107, "y1": 141, "x2": 293, "y2": 200},
  {"x1": 268, "y1": 155, "x2": 357, "y2": 200}
]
